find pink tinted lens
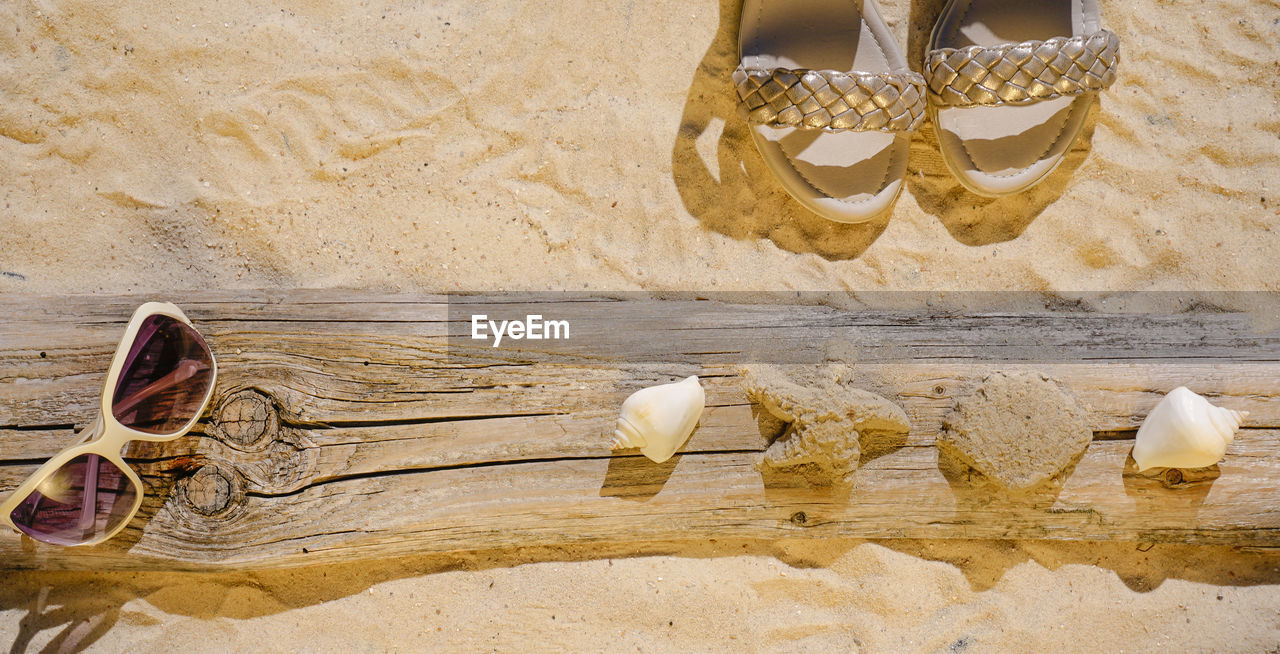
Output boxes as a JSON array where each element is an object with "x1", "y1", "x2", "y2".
[
  {"x1": 112, "y1": 314, "x2": 214, "y2": 434},
  {"x1": 8, "y1": 454, "x2": 138, "y2": 546}
]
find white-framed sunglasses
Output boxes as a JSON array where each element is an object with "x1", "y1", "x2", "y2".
[{"x1": 1, "y1": 302, "x2": 217, "y2": 546}]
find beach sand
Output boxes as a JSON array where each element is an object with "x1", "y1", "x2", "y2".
[
  {"x1": 4, "y1": 540, "x2": 1280, "y2": 652},
  {"x1": 2, "y1": 0, "x2": 1280, "y2": 650}
]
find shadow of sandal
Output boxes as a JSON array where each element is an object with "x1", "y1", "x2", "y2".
[
  {"x1": 904, "y1": 0, "x2": 1103, "y2": 246},
  {"x1": 670, "y1": 0, "x2": 892, "y2": 261}
]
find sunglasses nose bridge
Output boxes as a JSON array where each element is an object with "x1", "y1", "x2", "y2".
[{"x1": 73, "y1": 414, "x2": 107, "y2": 445}]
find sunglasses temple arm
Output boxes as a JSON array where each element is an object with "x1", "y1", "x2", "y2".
[
  {"x1": 77, "y1": 454, "x2": 100, "y2": 534},
  {"x1": 112, "y1": 360, "x2": 208, "y2": 417}
]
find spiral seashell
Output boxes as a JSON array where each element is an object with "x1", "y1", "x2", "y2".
[
  {"x1": 1132, "y1": 387, "x2": 1249, "y2": 471},
  {"x1": 610, "y1": 376, "x2": 705, "y2": 463}
]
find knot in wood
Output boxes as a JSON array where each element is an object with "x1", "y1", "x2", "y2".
[
  {"x1": 184, "y1": 464, "x2": 240, "y2": 516},
  {"x1": 214, "y1": 389, "x2": 279, "y2": 448}
]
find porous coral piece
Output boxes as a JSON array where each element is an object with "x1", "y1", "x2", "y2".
[{"x1": 940, "y1": 371, "x2": 1093, "y2": 490}]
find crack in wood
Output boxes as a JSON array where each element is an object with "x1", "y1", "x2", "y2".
[
  {"x1": 241, "y1": 448, "x2": 769, "y2": 499},
  {"x1": 283, "y1": 411, "x2": 567, "y2": 430}
]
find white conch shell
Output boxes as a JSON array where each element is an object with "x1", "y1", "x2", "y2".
[
  {"x1": 610, "y1": 376, "x2": 705, "y2": 463},
  {"x1": 1132, "y1": 387, "x2": 1249, "y2": 471}
]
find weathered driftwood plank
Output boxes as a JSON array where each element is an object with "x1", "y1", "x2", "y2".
[{"x1": 0, "y1": 292, "x2": 1278, "y2": 570}]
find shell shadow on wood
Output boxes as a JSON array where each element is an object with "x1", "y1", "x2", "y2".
[{"x1": 741, "y1": 365, "x2": 911, "y2": 491}]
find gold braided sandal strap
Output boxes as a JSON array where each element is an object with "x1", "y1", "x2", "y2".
[
  {"x1": 924, "y1": 29, "x2": 1120, "y2": 107},
  {"x1": 733, "y1": 66, "x2": 927, "y2": 132}
]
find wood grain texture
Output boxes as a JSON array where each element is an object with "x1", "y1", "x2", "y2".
[{"x1": 1, "y1": 292, "x2": 1278, "y2": 570}]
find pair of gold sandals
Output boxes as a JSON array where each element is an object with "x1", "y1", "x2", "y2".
[{"x1": 735, "y1": 0, "x2": 1120, "y2": 222}]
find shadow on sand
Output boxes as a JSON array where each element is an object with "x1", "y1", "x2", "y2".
[
  {"x1": 670, "y1": 0, "x2": 892, "y2": 260},
  {"x1": 6, "y1": 534, "x2": 1280, "y2": 652}
]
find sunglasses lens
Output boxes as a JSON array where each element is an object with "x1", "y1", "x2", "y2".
[
  {"x1": 112, "y1": 314, "x2": 214, "y2": 435},
  {"x1": 8, "y1": 454, "x2": 138, "y2": 546}
]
